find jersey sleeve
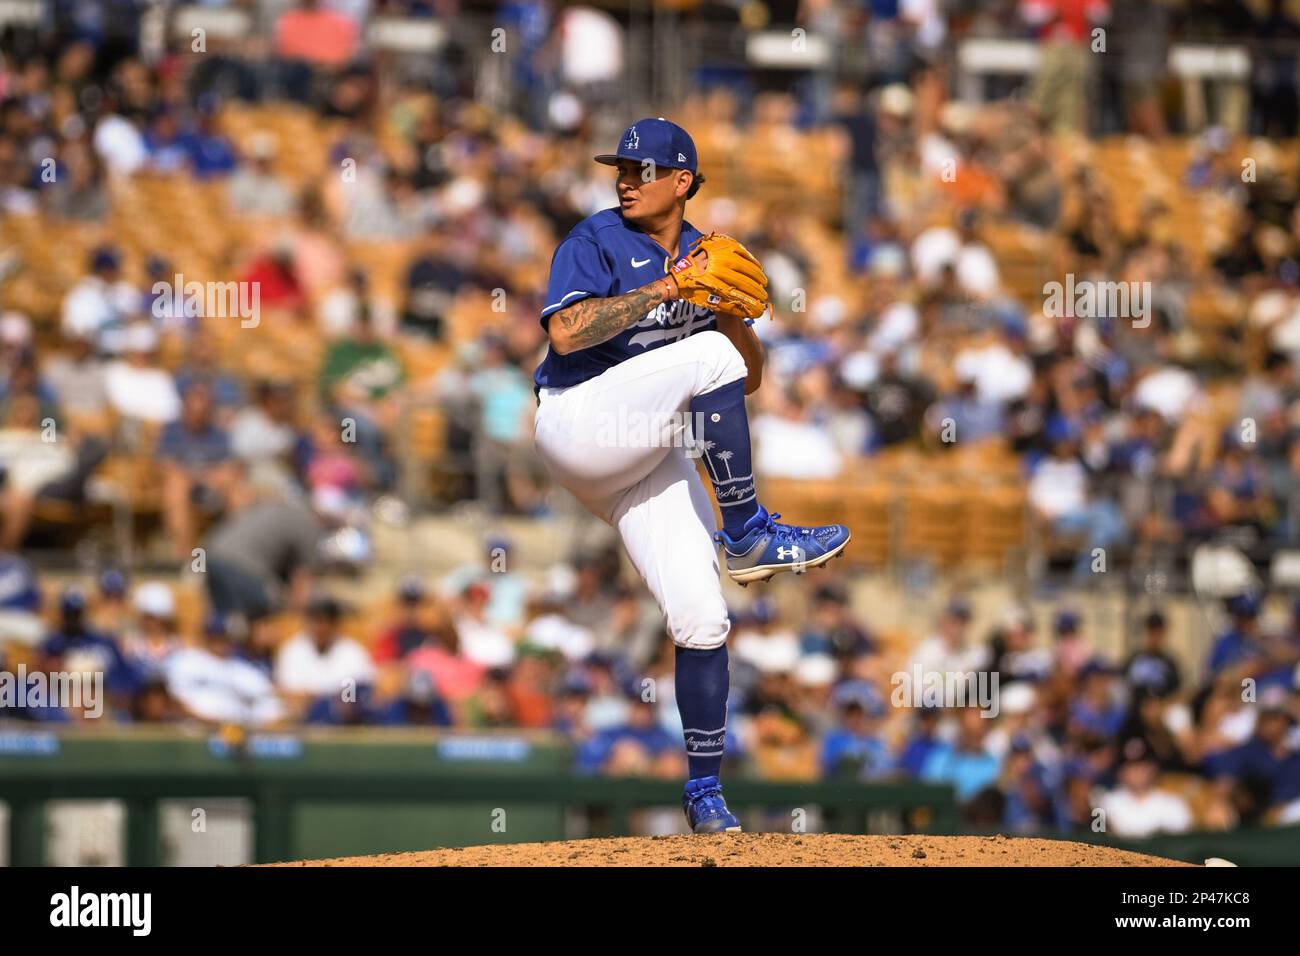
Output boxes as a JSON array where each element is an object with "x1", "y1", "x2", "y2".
[{"x1": 540, "y1": 236, "x2": 614, "y2": 326}]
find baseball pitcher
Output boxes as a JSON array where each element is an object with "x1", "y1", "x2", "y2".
[{"x1": 533, "y1": 118, "x2": 851, "y2": 832}]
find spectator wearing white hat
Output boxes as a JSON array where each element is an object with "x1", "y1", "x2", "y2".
[
  {"x1": 793, "y1": 653, "x2": 841, "y2": 737},
  {"x1": 103, "y1": 322, "x2": 181, "y2": 424},
  {"x1": 984, "y1": 682, "x2": 1061, "y2": 770},
  {"x1": 122, "y1": 581, "x2": 182, "y2": 681}
]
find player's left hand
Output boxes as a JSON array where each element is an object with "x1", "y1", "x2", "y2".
[{"x1": 670, "y1": 233, "x2": 769, "y2": 320}]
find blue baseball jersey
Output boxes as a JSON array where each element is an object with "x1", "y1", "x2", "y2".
[{"x1": 534, "y1": 208, "x2": 716, "y2": 389}]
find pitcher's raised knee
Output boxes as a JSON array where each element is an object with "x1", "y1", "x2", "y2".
[
  {"x1": 668, "y1": 601, "x2": 731, "y2": 650},
  {"x1": 687, "y1": 329, "x2": 747, "y2": 392}
]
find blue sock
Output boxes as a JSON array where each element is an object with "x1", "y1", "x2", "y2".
[
  {"x1": 689, "y1": 379, "x2": 760, "y2": 538},
  {"x1": 675, "y1": 645, "x2": 729, "y2": 780}
]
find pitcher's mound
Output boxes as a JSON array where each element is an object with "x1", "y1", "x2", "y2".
[{"x1": 271, "y1": 833, "x2": 1190, "y2": 867}]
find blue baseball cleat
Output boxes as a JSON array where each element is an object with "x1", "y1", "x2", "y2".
[
  {"x1": 683, "y1": 776, "x2": 742, "y2": 833},
  {"x1": 714, "y1": 505, "x2": 851, "y2": 586}
]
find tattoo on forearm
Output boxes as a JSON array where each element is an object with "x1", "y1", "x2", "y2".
[{"x1": 556, "y1": 280, "x2": 673, "y2": 351}]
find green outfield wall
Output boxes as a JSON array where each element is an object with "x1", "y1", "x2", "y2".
[{"x1": 0, "y1": 727, "x2": 1295, "y2": 865}]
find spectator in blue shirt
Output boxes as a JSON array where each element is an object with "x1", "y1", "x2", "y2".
[
  {"x1": 1002, "y1": 736, "x2": 1063, "y2": 833},
  {"x1": 143, "y1": 107, "x2": 192, "y2": 175},
  {"x1": 303, "y1": 683, "x2": 372, "y2": 726},
  {"x1": 186, "y1": 107, "x2": 238, "y2": 179},
  {"x1": 926, "y1": 374, "x2": 1005, "y2": 446},
  {"x1": 800, "y1": 582, "x2": 876, "y2": 660},
  {"x1": 40, "y1": 585, "x2": 140, "y2": 716},
  {"x1": 174, "y1": 335, "x2": 244, "y2": 414},
  {"x1": 1204, "y1": 699, "x2": 1300, "y2": 825},
  {"x1": 1068, "y1": 659, "x2": 1127, "y2": 739},
  {"x1": 1207, "y1": 593, "x2": 1268, "y2": 678},
  {"x1": 0, "y1": 551, "x2": 43, "y2": 646},
  {"x1": 552, "y1": 671, "x2": 593, "y2": 739},
  {"x1": 576, "y1": 692, "x2": 680, "y2": 777},
  {"x1": 897, "y1": 706, "x2": 944, "y2": 778},
  {"x1": 1206, "y1": 435, "x2": 1273, "y2": 535},
  {"x1": 1239, "y1": 597, "x2": 1300, "y2": 696},
  {"x1": 921, "y1": 706, "x2": 1002, "y2": 803},
  {"x1": 158, "y1": 382, "x2": 241, "y2": 561},
  {"x1": 820, "y1": 695, "x2": 892, "y2": 780},
  {"x1": 139, "y1": 103, "x2": 235, "y2": 180}
]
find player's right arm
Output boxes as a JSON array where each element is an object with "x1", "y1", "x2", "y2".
[{"x1": 547, "y1": 277, "x2": 676, "y2": 355}]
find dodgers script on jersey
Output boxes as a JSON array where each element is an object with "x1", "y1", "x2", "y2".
[{"x1": 534, "y1": 208, "x2": 717, "y2": 389}]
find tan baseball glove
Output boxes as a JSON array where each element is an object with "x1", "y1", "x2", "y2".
[{"x1": 670, "y1": 232, "x2": 770, "y2": 320}]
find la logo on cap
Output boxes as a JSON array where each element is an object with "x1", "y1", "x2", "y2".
[{"x1": 624, "y1": 127, "x2": 639, "y2": 149}]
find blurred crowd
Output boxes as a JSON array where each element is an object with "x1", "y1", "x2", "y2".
[
  {"x1": 0, "y1": 4, "x2": 1297, "y2": 575},
  {"x1": 3, "y1": 547, "x2": 1299, "y2": 838},
  {"x1": 1, "y1": 1, "x2": 1300, "y2": 838}
]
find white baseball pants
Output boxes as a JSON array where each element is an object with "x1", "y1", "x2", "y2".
[{"x1": 533, "y1": 330, "x2": 748, "y2": 650}]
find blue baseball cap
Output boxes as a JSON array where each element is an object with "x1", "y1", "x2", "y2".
[
  {"x1": 1054, "y1": 609, "x2": 1081, "y2": 634},
  {"x1": 98, "y1": 568, "x2": 128, "y2": 597},
  {"x1": 90, "y1": 245, "x2": 120, "y2": 273},
  {"x1": 595, "y1": 118, "x2": 698, "y2": 174},
  {"x1": 396, "y1": 572, "x2": 426, "y2": 603},
  {"x1": 1227, "y1": 592, "x2": 1261, "y2": 618},
  {"x1": 60, "y1": 585, "x2": 88, "y2": 613}
]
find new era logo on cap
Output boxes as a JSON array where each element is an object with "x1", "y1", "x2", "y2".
[{"x1": 594, "y1": 117, "x2": 698, "y2": 174}]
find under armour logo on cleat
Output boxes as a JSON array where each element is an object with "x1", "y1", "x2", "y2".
[{"x1": 777, "y1": 546, "x2": 804, "y2": 561}]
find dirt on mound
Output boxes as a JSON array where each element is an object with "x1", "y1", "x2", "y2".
[{"x1": 270, "y1": 833, "x2": 1190, "y2": 867}]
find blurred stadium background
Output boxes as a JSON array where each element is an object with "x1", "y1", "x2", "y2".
[{"x1": 2, "y1": 0, "x2": 1300, "y2": 865}]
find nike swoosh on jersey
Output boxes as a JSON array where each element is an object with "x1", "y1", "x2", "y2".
[{"x1": 630, "y1": 257, "x2": 652, "y2": 267}]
